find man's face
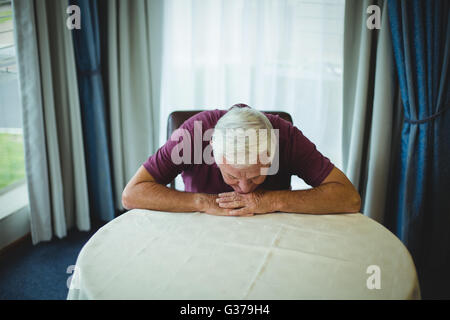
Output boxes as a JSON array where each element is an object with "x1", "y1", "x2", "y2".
[{"x1": 216, "y1": 159, "x2": 268, "y2": 194}]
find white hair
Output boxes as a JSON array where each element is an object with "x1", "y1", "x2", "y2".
[{"x1": 211, "y1": 106, "x2": 276, "y2": 168}]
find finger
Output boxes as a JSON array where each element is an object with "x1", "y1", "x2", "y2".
[
  {"x1": 229, "y1": 207, "x2": 252, "y2": 216},
  {"x1": 218, "y1": 201, "x2": 245, "y2": 208},
  {"x1": 216, "y1": 196, "x2": 241, "y2": 203},
  {"x1": 241, "y1": 213, "x2": 254, "y2": 217},
  {"x1": 218, "y1": 192, "x2": 236, "y2": 198}
]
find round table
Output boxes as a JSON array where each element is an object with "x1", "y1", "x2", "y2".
[{"x1": 67, "y1": 209, "x2": 420, "y2": 299}]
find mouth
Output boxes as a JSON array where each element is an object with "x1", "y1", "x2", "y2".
[{"x1": 233, "y1": 186, "x2": 253, "y2": 194}]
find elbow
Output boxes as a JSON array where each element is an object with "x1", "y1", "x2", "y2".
[
  {"x1": 348, "y1": 190, "x2": 361, "y2": 213},
  {"x1": 121, "y1": 187, "x2": 134, "y2": 211}
]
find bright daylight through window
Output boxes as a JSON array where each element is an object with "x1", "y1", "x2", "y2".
[
  {"x1": 160, "y1": 0, "x2": 345, "y2": 190},
  {"x1": 0, "y1": 0, "x2": 27, "y2": 210}
]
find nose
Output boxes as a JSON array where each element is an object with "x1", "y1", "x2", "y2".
[{"x1": 237, "y1": 179, "x2": 253, "y2": 194}]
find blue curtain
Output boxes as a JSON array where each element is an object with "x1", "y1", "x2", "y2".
[
  {"x1": 387, "y1": 0, "x2": 450, "y2": 298},
  {"x1": 70, "y1": 0, "x2": 115, "y2": 222}
]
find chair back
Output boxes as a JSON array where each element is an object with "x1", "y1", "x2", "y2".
[{"x1": 167, "y1": 110, "x2": 292, "y2": 140}]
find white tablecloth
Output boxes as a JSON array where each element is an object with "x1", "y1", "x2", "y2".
[{"x1": 67, "y1": 210, "x2": 420, "y2": 300}]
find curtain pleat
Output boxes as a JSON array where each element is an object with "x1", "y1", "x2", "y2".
[
  {"x1": 13, "y1": 0, "x2": 90, "y2": 244},
  {"x1": 70, "y1": 0, "x2": 115, "y2": 222},
  {"x1": 387, "y1": 0, "x2": 450, "y2": 299},
  {"x1": 342, "y1": 0, "x2": 397, "y2": 224},
  {"x1": 105, "y1": 0, "x2": 160, "y2": 210}
]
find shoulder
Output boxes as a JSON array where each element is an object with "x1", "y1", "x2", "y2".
[
  {"x1": 262, "y1": 112, "x2": 289, "y2": 128},
  {"x1": 180, "y1": 109, "x2": 227, "y2": 131},
  {"x1": 262, "y1": 112, "x2": 294, "y2": 147}
]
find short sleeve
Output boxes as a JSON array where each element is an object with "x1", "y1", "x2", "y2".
[
  {"x1": 143, "y1": 140, "x2": 182, "y2": 186},
  {"x1": 143, "y1": 126, "x2": 194, "y2": 185},
  {"x1": 285, "y1": 121, "x2": 334, "y2": 187},
  {"x1": 142, "y1": 110, "x2": 222, "y2": 185}
]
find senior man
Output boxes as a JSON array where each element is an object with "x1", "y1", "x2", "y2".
[{"x1": 122, "y1": 104, "x2": 361, "y2": 216}]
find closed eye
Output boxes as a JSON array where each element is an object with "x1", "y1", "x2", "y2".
[{"x1": 251, "y1": 176, "x2": 263, "y2": 183}]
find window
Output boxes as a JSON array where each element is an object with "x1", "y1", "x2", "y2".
[
  {"x1": 0, "y1": 0, "x2": 28, "y2": 217},
  {"x1": 159, "y1": 0, "x2": 345, "y2": 190}
]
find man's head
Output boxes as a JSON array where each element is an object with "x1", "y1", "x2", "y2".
[{"x1": 211, "y1": 105, "x2": 277, "y2": 194}]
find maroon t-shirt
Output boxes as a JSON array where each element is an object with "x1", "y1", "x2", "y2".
[{"x1": 143, "y1": 109, "x2": 334, "y2": 194}]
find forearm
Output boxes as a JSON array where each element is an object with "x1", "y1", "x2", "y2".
[
  {"x1": 122, "y1": 181, "x2": 211, "y2": 212},
  {"x1": 266, "y1": 182, "x2": 361, "y2": 214}
]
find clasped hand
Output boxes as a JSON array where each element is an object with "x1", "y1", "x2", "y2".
[{"x1": 205, "y1": 189, "x2": 274, "y2": 217}]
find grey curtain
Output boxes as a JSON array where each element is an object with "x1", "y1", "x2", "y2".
[
  {"x1": 13, "y1": 0, "x2": 90, "y2": 244},
  {"x1": 103, "y1": 0, "x2": 162, "y2": 210},
  {"x1": 342, "y1": 0, "x2": 399, "y2": 224}
]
